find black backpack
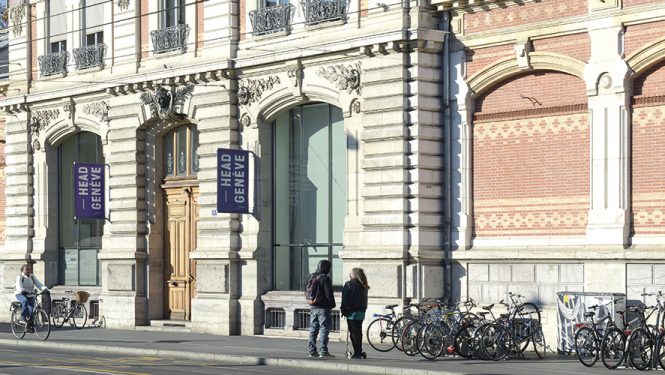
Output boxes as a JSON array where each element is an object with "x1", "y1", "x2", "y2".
[{"x1": 305, "y1": 274, "x2": 321, "y2": 305}]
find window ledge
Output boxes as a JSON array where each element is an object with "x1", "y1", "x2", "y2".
[
  {"x1": 40, "y1": 72, "x2": 68, "y2": 80},
  {"x1": 253, "y1": 30, "x2": 290, "y2": 41},
  {"x1": 305, "y1": 19, "x2": 346, "y2": 30}
]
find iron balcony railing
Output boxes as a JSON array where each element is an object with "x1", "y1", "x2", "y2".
[
  {"x1": 151, "y1": 24, "x2": 190, "y2": 54},
  {"x1": 249, "y1": 3, "x2": 296, "y2": 36},
  {"x1": 73, "y1": 43, "x2": 107, "y2": 70},
  {"x1": 302, "y1": 0, "x2": 348, "y2": 25},
  {"x1": 38, "y1": 51, "x2": 69, "y2": 77}
]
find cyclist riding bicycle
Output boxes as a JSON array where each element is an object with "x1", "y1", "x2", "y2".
[{"x1": 15, "y1": 264, "x2": 48, "y2": 325}]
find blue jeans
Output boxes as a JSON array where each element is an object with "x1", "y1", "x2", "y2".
[
  {"x1": 15, "y1": 294, "x2": 35, "y2": 320},
  {"x1": 308, "y1": 307, "x2": 331, "y2": 354}
]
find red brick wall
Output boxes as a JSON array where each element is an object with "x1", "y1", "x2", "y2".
[
  {"x1": 624, "y1": 0, "x2": 665, "y2": 7},
  {"x1": 532, "y1": 33, "x2": 591, "y2": 62},
  {"x1": 240, "y1": 0, "x2": 245, "y2": 40},
  {"x1": 196, "y1": 0, "x2": 204, "y2": 51},
  {"x1": 463, "y1": 0, "x2": 587, "y2": 35},
  {"x1": 30, "y1": 5, "x2": 36, "y2": 81},
  {"x1": 141, "y1": 0, "x2": 149, "y2": 59},
  {"x1": 466, "y1": 45, "x2": 514, "y2": 79},
  {"x1": 632, "y1": 62, "x2": 665, "y2": 235},
  {"x1": 361, "y1": 0, "x2": 368, "y2": 17},
  {"x1": 624, "y1": 20, "x2": 665, "y2": 58},
  {"x1": 473, "y1": 72, "x2": 589, "y2": 237}
]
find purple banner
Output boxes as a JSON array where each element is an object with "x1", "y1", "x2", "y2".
[
  {"x1": 217, "y1": 148, "x2": 250, "y2": 214},
  {"x1": 74, "y1": 162, "x2": 105, "y2": 220}
]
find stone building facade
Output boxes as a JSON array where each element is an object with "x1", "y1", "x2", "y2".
[
  {"x1": 443, "y1": 0, "x2": 665, "y2": 340},
  {"x1": 0, "y1": 0, "x2": 448, "y2": 336}
]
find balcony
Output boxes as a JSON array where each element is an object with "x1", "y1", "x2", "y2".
[
  {"x1": 249, "y1": 4, "x2": 296, "y2": 36},
  {"x1": 151, "y1": 24, "x2": 190, "y2": 54},
  {"x1": 73, "y1": 43, "x2": 107, "y2": 70},
  {"x1": 302, "y1": 0, "x2": 348, "y2": 25},
  {"x1": 38, "y1": 51, "x2": 69, "y2": 77}
]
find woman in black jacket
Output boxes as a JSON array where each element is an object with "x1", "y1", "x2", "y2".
[{"x1": 340, "y1": 268, "x2": 369, "y2": 359}]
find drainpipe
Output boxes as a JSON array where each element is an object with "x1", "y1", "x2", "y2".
[
  {"x1": 401, "y1": 0, "x2": 412, "y2": 308},
  {"x1": 441, "y1": 12, "x2": 453, "y2": 304}
]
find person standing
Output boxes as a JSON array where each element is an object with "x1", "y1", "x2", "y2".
[
  {"x1": 15, "y1": 264, "x2": 48, "y2": 323},
  {"x1": 340, "y1": 268, "x2": 369, "y2": 359},
  {"x1": 307, "y1": 259, "x2": 336, "y2": 358}
]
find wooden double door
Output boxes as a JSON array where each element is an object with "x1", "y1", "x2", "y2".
[{"x1": 163, "y1": 183, "x2": 199, "y2": 320}]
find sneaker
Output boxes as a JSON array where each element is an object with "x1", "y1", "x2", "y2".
[
  {"x1": 319, "y1": 352, "x2": 335, "y2": 358},
  {"x1": 308, "y1": 352, "x2": 318, "y2": 358}
]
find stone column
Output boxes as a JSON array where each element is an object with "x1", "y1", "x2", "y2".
[
  {"x1": 190, "y1": 84, "x2": 241, "y2": 335},
  {"x1": 584, "y1": 25, "x2": 631, "y2": 248},
  {"x1": 100, "y1": 96, "x2": 148, "y2": 328}
]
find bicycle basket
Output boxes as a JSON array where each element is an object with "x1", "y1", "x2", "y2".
[{"x1": 74, "y1": 291, "x2": 90, "y2": 303}]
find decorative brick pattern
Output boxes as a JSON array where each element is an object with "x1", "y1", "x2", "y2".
[
  {"x1": 532, "y1": 33, "x2": 591, "y2": 63},
  {"x1": 633, "y1": 62, "x2": 665, "y2": 98},
  {"x1": 624, "y1": 0, "x2": 664, "y2": 7},
  {"x1": 30, "y1": 4, "x2": 36, "y2": 81},
  {"x1": 631, "y1": 103, "x2": 665, "y2": 235},
  {"x1": 141, "y1": 0, "x2": 149, "y2": 58},
  {"x1": 624, "y1": 20, "x2": 665, "y2": 59},
  {"x1": 361, "y1": 0, "x2": 368, "y2": 17},
  {"x1": 196, "y1": 0, "x2": 204, "y2": 50},
  {"x1": 239, "y1": 0, "x2": 245, "y2": 40},
  {"x1": 473, "y1": 112, "x2": 590, "y2": 237},
  {"x1": 463, "y1": 0, "x2": 587, "y2": 35}
]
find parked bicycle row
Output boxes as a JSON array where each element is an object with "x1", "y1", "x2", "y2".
[
  {"x1": 366, "y1": 292, "x2": 546, "y2": 361},
  {"x1": 575, "y1": 291, "x2": 665, "y2": 371}
]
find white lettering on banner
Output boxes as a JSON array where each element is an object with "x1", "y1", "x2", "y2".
[
  {"x1": 220, "y1": 154, "x2": 232, "y2": 187},
  {"x1": 78, "y1": 165, "x2": 104, "y2": 210},
  {"x1": 233, "y1": 154, "x2": 246, "y2": 204},
  {"x1": 78, "y1": 166, "x2": 89, "y2": 195}
]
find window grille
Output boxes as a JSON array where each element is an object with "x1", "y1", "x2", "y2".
[
  {"x1": 89, "y1": 300, "x2": 100, "y2": 319},
  {"x1": 265, "y1": 308, "x2": 286, "y2": 329}
]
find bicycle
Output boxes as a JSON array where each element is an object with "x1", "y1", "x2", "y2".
[
  {"x1": 629, "y1": 291, "x2": 665, "y2": 371},
  {"x1": 51, "y1": 290, "x2": 89, "y2": 329},
  {"x1": 415, "y1": 299, "x2": 479, "y2": 360},
  {"x1": 9, "y1": 290, "x2": 51, "y2": 340},
  {"x1": 574, "y1": 298, "x2": 623, "y2": 367},
  {"x1": 600, "y1": 303, "x2": 643, "y2": 369},
  {"x1": 366, "y1": 304, "x2": 401, "y2": 352}
]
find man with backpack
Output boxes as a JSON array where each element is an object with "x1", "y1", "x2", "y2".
[{"x1": 305, "y1": 259, "x2": 336, "y2": 358}]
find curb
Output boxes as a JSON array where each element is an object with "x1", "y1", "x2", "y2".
[{"x1": 0, "y1": 338, "x2": 465, "y2": 375}]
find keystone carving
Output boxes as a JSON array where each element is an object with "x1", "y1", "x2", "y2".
[
  {"x1": 237, "y1": 76, "x2": 280, "y2": 106},
  {"x1": 140, "y1": 85, "x2": 194, "y2": 120},
  {"x1": 83, "y1": 101, "x2": 110, "y2": 123},
  {"x1": 9, "y1": 1, "x2": 27, "y2": 37},
  {"x1": 316, "y1": 63, "x2": 362, "y2": 95},
  {"x1": 117, "y1": 0, "x2": 130, "y2": 10}
]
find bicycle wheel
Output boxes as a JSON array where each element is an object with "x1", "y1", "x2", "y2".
[
  {"x1": 32, "y1": 309, "x2": 51, "y2": 341},
  {"x1": 656, "y1": 332, "x2": 665, "y2": 370},
  {"x1": 601, "y1": 327, "x2": 626, "y2": 369},
  {"x1": 628, "y1": 327, "x2": 653, "y2": 371},
  {"x1": 401, "y1": 321, "x2": 422, "y2": 356},
  {"x1": 10, "y1": 307, "x2": 26, "y2": 339},
  {"x1": 480, "y1": 323, "x2": 509, "y2": 361},
  {"x1": 532, "y1": 322, "x2": 546, "y2": 359},
  {"x1": 512, "y1": 302, "x2": 540, "y2": 352},
  {"x1": 454, "y1": 323, "x2": 477, "y2": 359},
  {"x1": 575, "y1": 327, "x2": 598, "y2": 367},
  {"x1": 366, "y1": 317, "x2": 394, "y2": 352},
  {"x1": 72, "y1": 303, "x2": 88, "y2": 329},
  {"x1": 52, "y1": 303, "x2": 66, "y2": 328},
  {"x1": 416, "y1": 324, "x2": 445, "y2": 360}
]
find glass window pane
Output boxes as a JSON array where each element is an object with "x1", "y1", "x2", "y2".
[
  {"x1": 78, "y1": 249, "x2": 98, "y2": 285},
  {"x1": 301, "y1": 104, "x2": 330, "y2": 244},
  {"x1": 331, "y1": 107, "x2": 346, "y2": 243},
  {"x1": 332, "y1": 246, "x2": 343, "y2": 287},
  {"x1": 165, "y1": 132, "x2": 174, "y2": 176},
  {"x1": 59, "y1": 136, "x2": 76, "y2": 248},
  {"x1": 190, "y1": 127, "x2": 199, "y2": 173},
  {"x1": 274, "y1": 246, "x2": 291, "y2": 291},
  {"x1": 274, "y1": 114, "x2": 291, "y2": 245},
  {"x1": 304, "y1": 246, "x2": 329, "y2": 289},
  {"x1": 62, "y1": 248, "x2": 79, "y2": 285},
  {"x1": 177, "y1": 127, "x2": 187, "y2": 175},
  {"x1": 288, "y1": 109, "x2": 303, "y2": 244}
]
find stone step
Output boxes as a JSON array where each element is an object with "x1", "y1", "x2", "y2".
[{"x1": 134, "y1": 320, "x2": 192, "y2": 333}]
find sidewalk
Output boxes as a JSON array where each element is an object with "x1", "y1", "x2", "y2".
[{"x1": 0, "y1": 325, "x2": 637, "y2": 375}]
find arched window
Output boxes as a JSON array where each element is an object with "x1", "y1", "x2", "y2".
[
  {"x1": 164, "y1": 124, "x2": 198, "y2": 178},
  {"x1": 58, "y1": 132, "x2": 104, "y2": 286}
]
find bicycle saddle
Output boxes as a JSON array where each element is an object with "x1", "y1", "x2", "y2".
[
  {"x1": 481, "y1": 304, "x2": 494, "y2": 311},
  {"x1": 584, "y1": 311, "x2": 595, "y2": 318},
  {"x1": 477, "y1": 311, "x2": 489, "y2": 317},
  {"x1": 384, "y1": 304, "x2": 398, "y2": 310}
]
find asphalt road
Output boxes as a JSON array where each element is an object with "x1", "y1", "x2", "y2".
[{"x1": 0, "y1": 347, "x2": 344, "y2": 375}]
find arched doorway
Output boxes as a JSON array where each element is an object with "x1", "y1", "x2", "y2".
[
  {"x1": 162, "y1": 124, "x2": 199, "y2": 320},
  {"x1": 272, "y1": 102, "x2": 346, "y2": 291}
]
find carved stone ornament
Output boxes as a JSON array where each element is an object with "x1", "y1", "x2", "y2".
[
  {"x1": 63, "y1": 102, "x2": 75, "y2": 119},
  {"x1": 30, "y1": 109, "x2": 60, "y2": 138},
  {"x1": 117, "y1": 0, "x2": 130, "y2": 10},
  {"x1": 140, "y1": 85, "x2": 194, "y2": 120},
  {"x1": 351, "y1": 98, "x2": 361, "y2": 114},
  {"x1": 10, "y1": 1, "x2": 27, "y2": 37},
  {"x1": 599, "y1": 74, "x2": 613, "y2": 90},
  {"x1": 240, "y1": 113, "x2": 251, "y2": 127},
  {"x1": 83, "y1": 101, "x2": 110, "y2": 123},
  {"x1": 237, "y1": 76, "x2": 280, "y2": 106},
  {"x1": 287, "y1": 61, "x2": 303, "y2": 88},
  {"x1": 316, "y1": 63, "x2": 362, "y2": 95}
]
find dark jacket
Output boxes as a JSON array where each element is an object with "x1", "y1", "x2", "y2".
[
  {"x1": 340, "y1": 278, "x2": 368, "y2": 316},
  {"x1": 311, "y1": 260, "x2": 336, "y2": 309}
]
